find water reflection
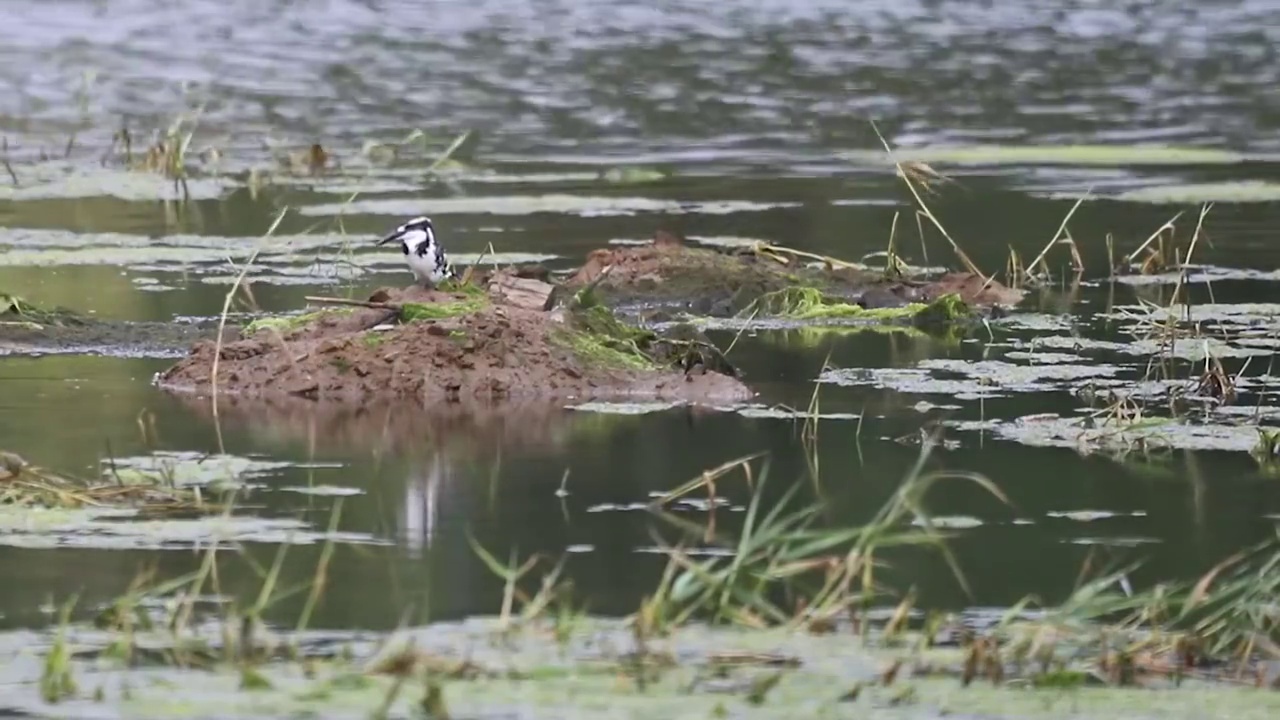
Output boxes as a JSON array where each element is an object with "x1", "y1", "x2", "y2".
[{"x1": 402, "y1": 452, "x2": 445, "y2": 558}]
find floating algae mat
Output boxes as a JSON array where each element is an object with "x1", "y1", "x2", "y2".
[
  {"x1": 0, "y1": 161, "x2": 231, "y2": 201},
  {"x1": 818, "y1": 359, "x2": 1124, "y2": 400},
  {"x1": 0, "y1": 228, "x2": 559, "y2": 275},
  {"x1": 947, "y1": 415, "x2": 1272, "y2": 455},
  {"x1": 3, "y1": 616, "x2": 1279, "y2": 720},
  {"x1": 101, "y1": 451, "x2": 336, "y2": 487},
  {"x1": 297, "y1": 194, "x2": 800, "y2": 219},
  {"x1": 102, "y1": 451, "x2": 356, "y2": 497},
  {"x1": 0, "y1": 506, "x2": 384, "y2": 550},
  {"x1": 842, "y1": 144, "x2": 1249, "y2": 167},
  {"x1": 1105, "y1": 180, "x2": 1280, "y2": 204}
]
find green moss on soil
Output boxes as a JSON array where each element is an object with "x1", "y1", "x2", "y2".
[
  {"x1": 242, "y1": 311, "x2": 330, "y2": 336},
  {"x1": 398, "y1": 296, "x2": 488, "y2": 322},
  {"x1": 553, "y1": 305, "x2": 661, "y2": 372},
  {"x1": 911, "y1": 293, "x2": 971, "y2": 327}
]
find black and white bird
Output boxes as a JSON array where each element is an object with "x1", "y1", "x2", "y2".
[{"x1": 375, "y1": 215, "x2": 457, "y2": 287}]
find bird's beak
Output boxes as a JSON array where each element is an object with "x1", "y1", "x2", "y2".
[{"x1": 375, "y1": 230, "x2": 400, "y2": 247}]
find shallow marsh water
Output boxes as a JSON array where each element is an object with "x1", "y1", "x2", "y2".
[{"x1": 3, "y1": 0, "x2": 1280, "y2": 715}]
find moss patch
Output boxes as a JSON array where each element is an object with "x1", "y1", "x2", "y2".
[
  {"x1": 243, "y1": 311, "x2": 332, "y2": 336},
  {"x1": 398, "y1": 295, "x2": 488, "y2": 322},
  {"x1": 553, "y1": 305, "x2": 661, "y2": 371},
  {"x1": 911, "y1": 292, "x2": 971, "y2": 328}
]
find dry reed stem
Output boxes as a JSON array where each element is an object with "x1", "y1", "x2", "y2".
[
  {"x1": 209, "y1": 208, "x2": 290, "y2": 451},
  {"x1": 868, "y1": 121, "x2": 985, "y2": 280}
]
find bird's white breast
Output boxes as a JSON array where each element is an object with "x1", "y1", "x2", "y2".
[{"x1": 404, "y1": 233, "x2": 450, "y2": 284}]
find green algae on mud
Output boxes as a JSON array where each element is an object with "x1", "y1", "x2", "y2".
[{"x1": 242, "y1": 310, "x2": 341, "y2": 337}]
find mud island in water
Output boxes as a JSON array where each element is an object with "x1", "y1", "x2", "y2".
[
  {"x1": 6, "y1": 231, "x2": 1024, "y2": 404},
  {"x1": 155, "y1": 273, "x2": 756, "y2": 404}
]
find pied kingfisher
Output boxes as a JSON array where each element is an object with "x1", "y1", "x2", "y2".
[{"x1": 376, "y1": 215, "x2": 457, "y2": 287}]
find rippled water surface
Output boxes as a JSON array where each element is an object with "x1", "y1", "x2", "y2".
[{"x1": 2, "y1": 0, "x2": 1280, "y2": 638}]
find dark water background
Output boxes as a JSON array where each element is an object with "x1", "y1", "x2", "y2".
[{"x1": 2, "y1": 0, "x2": 1280, "y2": 630}]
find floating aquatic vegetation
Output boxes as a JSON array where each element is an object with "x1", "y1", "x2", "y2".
[
  {"x1": 990, "y1": 313, "x2": 1078, "y2": 333},
  {"x1": 1109, "y1": 180, "x2": 1280, "y2": 204},
  {"x1": 1045, "y1": 510, "x2": 1147, "y2": 522},
  {"x1": 913, "y1": 515, "x2": 984, "y2": 529},
  {"x1": 844, "y1": 144, "x2": 1248, "y2": 167},
  {"x1": 279, "y1": 485, "x2": 364, "y2": 497},
  {"x1": 1028, "y1": 334, "x2": 1273, "y2": 362},
  {"x1": 0, "y1": 161, "x2": 230, "y2": 201},
  {"x1": 0, "y1": 507, "x2": 383, "y2": 550},
  {"x1": 296, "y1": 195, "x2": 800, "y2": 219},
  {"x1": 1106, "y1": 302, "x2": 1280, "y2": 326},
  {"x1": 102, "y1": 451, "x2": 336, "y2": 489},
  {"x1": 818, "y1": 359, "x2": 1123, "y2": 399},
  {"x1": 720, "y1": 404, "x2": 861, "y2": 421},
  {"x1": 566, "y1": 401, "x2": 686, "y2": 415},
  {"x1": 948, "y1": 414, "x2": 1267, "y2": 454}
]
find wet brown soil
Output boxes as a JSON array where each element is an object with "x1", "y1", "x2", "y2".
[{"x1": 154, "y1": 280, "x2": 753, "y2": 405}]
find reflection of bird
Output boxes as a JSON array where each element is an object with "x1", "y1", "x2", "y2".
[
  {"x1": 376, "y1": 215, "x2": 457, "y2": 287},
  {"x1": 402, "y1": 453, "x2": 445, "y2": 558}
]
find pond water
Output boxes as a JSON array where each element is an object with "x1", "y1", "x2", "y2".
[{"x1": 2, "y1": 0, "x2": 1280, "y2": 643}]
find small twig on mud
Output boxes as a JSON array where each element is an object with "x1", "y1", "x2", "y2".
[
  {"x1": 303, "y1": 296, "x2": 403, "y2": 312},
  {"x1": 754, "y1": 243, "x2": 866, "y2": 271}
]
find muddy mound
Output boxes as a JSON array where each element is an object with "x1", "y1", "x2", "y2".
[
  {"x1": 562, "y1": 231, "x2": 1025, "y2": 317},
  {"x1": 154, "y1": 278, "x2": 753, "y2": 405}
]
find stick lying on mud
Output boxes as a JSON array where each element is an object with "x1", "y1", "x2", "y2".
[{"x1": 303, "y1": 296, "x2": 403, "y2": 312}]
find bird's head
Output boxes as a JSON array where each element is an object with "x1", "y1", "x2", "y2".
[{"x1": 377, "y1": 215, "x2": 436, "y2": 252}]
